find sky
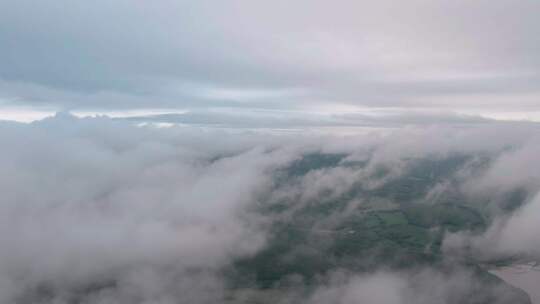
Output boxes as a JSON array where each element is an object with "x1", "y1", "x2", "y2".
[
  {"x1": 1, "y1": 0, "x2": 540, "y2": 123},
  {"x1": 2, "y1": 2, "x2": 540, "y2": 303}
]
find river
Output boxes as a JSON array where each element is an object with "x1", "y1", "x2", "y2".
[{"x1": 490, "y1": 263, "x2": 540, "y2": 304}]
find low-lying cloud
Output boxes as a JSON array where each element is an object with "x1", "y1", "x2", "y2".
[{"x1": 1, "y1": 114, "x2": 540, "y2": 303}]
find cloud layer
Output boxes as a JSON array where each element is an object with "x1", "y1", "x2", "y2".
[
  {"x1": 1, "y1": 0, "x2": 540, "y2": 118},
  {"x1": 1, "y1": 115, "x2": 540, "y2": 302}
]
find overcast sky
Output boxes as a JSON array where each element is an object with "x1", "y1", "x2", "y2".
[{"x1": 1, "y1": 0, "x2": 539, "y2": 122}]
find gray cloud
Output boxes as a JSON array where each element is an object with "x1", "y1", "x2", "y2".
[
  {"x1": 1, "y1": 0, "x2": 539, "y2": 116},
  {"x1": 122, "y1": 109, "x2": 499, "y2": 130},
  {"x1": 0, "y1": 114, "x2": 303, "y2": 303},
  {"x1": 2, "y1": 114, "x2": 540, "y2": 302},
  {"x1": 308, "y1": 268, "x2": 527, "y2": 304}
]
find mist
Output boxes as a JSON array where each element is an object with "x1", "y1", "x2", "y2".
[{"x1": 0, "y1": 114, "x2": 538, "y2": 303}]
